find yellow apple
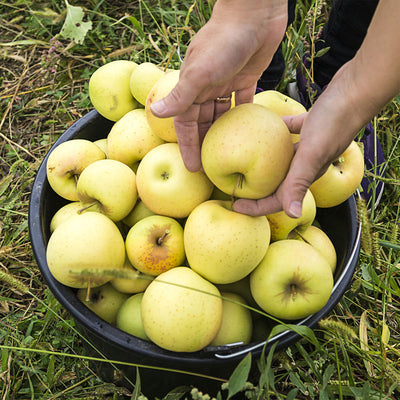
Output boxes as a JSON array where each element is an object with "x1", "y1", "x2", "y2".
[
  {"x1": 93, "y1": 138, "x2": 108, "y2": 157},
  {"x1": 116, "y1": 292, "x2": 150, "y2": 341},
  {"x1": 125, "y1": 215, "x2": 185, "y2": 276},
  {"x1": 110, "y1": 256, "x2": 154, "y2": 294},
  {"x1": 46, "y1": 139, "x2": 106, "y2": 201},
  {"x1": 122, "y1": 199, "x2": 155, "y2": 228},
  {"x1": 266, "y1": 189, "x2": 316, "y2": 241},
  {"x1": 209, "y1": 292, "x2": 253, "y2": 346},
  {"x1": 77, "y1": 159, "x2": 138, "y2": 222},
  {"x1": 77, "y1": 282, "x2": 129, "y2": 325},
  {"x1": 89, "y1": 60, "x2": 139, "y2": 121},
  {"x1": 184, "y1": 200, "x2": 271, "y2": 284},
  {"x1": 107, "y1": 108, "x2": 165, "y2": 169},
  {"x1": 201, "y1": 103, "x2": 294, "y2": 199},
  {"x1": 309, "y1": 141, "x2": 364, "y2": 208},
  {"x1": 141, "y1": 267, "x2": 223, "y2": 352},
  {"x1": 129, "y1": 62, "x2": 165, "y2": 105},
  {"x1": 253, "y1": 90, "x2": 307, "y2": 116},
  {"x1": 289, "y1": 225, "x2": 337, "y2": 273},
  {"x1": 46, "y1": 212, "x2": 126, "y2": 288},
  {"x1": 250, "y1": 240, "x2": 334, "y2": 320},
  {"x1": 145, "y1": 69, "x2": 180, "y2": 142},
  {"x1": 50, "y1": 201, "x2": 84, "y2": 233},
  {"x1": 136, "y1": 143, "x2": 213, "y2": 218}
]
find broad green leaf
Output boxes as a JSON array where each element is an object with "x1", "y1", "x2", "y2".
[
  {"x1": 227, "y1": 352, "x2": 251, "y2": 399},
  {"x1": 60, "y1": 1, "x2": 92, "y2": 44}
]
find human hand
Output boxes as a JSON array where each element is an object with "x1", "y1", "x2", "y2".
[
  {"x1": 233, "y1": 93, "x2": 359, "y2": 218},
  {"x1": 150, "y1": 0, "x2": 288, "y2": 172}
]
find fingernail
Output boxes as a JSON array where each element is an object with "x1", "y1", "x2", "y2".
[
  {"x1": 150, "y1": 99, "x2": 166, "y2": 115},
  {"x1": 288, "y1": 201, "x2": 302, "y2": 218}
]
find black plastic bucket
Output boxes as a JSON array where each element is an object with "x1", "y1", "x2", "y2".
[{"x1": 28, "y1": 110, "x2": 361, "y2": 398}]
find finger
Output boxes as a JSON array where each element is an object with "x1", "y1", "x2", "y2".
[
  {"x1": 214, "y1": 96, "x2": 233, "y2": 121},
  {"x1": 281, "y1": 112, "x2": 308, "y2": 134},
  {"x1": 233, "y1": 194, "x2": 282, "y2": 216},
  {"x1": 198, "y1": 100, "x2": 217, "y2": 146},
  {"x1": 174, "y1": 104, "x2": 202, "y2": 172},
  {"x1": 233, "y1": 84, "x2": 257, "y2": 106}
]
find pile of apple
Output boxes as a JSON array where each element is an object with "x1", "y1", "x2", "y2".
[{"x1": 44, "y1": 60, "x2": 365, "y2": 353}]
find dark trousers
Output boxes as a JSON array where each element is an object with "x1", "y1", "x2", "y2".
[{"x1": 258, "y1": 0, "x2": 379, "y2": 90}]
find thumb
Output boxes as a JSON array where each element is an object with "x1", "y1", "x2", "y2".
[{"x1": 149, "y1": 73, "x2": 202, "y2": 118}]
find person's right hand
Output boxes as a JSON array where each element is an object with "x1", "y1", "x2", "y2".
[{"x1": 150, "y1": 0, "x2": 288, "y2": 172}]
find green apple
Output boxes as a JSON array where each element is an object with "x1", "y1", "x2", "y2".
[
  {"x1": 209, "y1": 292, "x2": 253, "y2": 346},
  {"x1": 122, "y1": 199, "x2": 156, "y2": 228},
  {"x1": 125, "y1": 215, "x2": 185, "y2": 276},
  {"x1": 145, "y1": 69, "x2": 180, "y2": 142},
  {"x1": 93, "y1": 138, "x2": 108, "y2": 157},
  {"x1": 250, "y1": 240, "x2": 334, "y2": 320},
  {"x1": 46, "y1": 139, "x2": 106, "y2": 201},
  {"x1": 266, "y1": 189, "x2": 316, "y2": 242},
  {"x1": 77, "y1": 159, "x2": 138, "y2": 222},
  {"x1": 309, "y1": 141, "x2": 365, "y2": 208},
  {"x1": 253, "y1": 90, "x2": 307, "y2": 116},
  {"x1": 201, "y1": 103, "x2": 294, "y2": 199},
  {"x1": 129, "y1": 62, "x2": 165, "y2": 105},
  {"x1": 46, "y1": 212, "x2": 126, "y2": 288},
  {"x1": 136, "y1": 143, "x2": 214, "y2": 218},
  {"x1": 184, "y1": 200, "x2": 271, "y2": 284},
  {"x1": 141, "y1": 267, "x2": 223, "y2": 352},
  {"x1": 77, "y1": 282, "x2": 129, "y2": 325},
  {"x1": 110, "y1": 256, "x2": 154, "y2": 294},
  {"x1": 50, "y1": 201, "x2": 84, "y2": 233},
  {"x1": 89, "y1": 60, "x2": 139, "y2": 121},
  {"x1": 289, "y1": 225, "x2": 337, "y2": 273},
  {"x1": 116, "y1": 292, "x2": 150, "y2": 341},
  {"x1": 217, "y1": 275, "x2": 257, "y2": 309},
  {"x1": 107, "y1": 108, "x2": 165, "y2": 170},
  {"x1": 210, "y1": 185, "x2": 232, "y2": 201}
]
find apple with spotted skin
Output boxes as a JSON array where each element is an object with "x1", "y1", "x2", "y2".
[
  {"x1": 77, "y1": 159, "x2": 137, "y2": 222},
  {"x1": 266, "y1": 189, "x2": 316, "y2": 242},
  {"x1": 141, "y1": 267, "x2": 223, "y2": 352},
  {"x1": 209, "y1": 292, "x2": 253, "y2": 346},
  {"x1": 184, "y1": 199, "x2": 271, "y2": 284},
  {"x1": 125, "y1": 215, "x2": 185, "y2": 276},
  {"x1": 250, "y1": 240, "x2": 334, "y2": 320},
  {"x1": 253, "y1": 90, "x2": 307, "y2": 116},
  {"x1": 136, "y1": 143, "x2": 213, "y2": 218},
  {"x1": 46, "y1": 139, "x2": 106, "y2": 201},
  {"x1": 145, "y1": 69, "x2": 180, "y2": 142},
  {"x1": 46, "y1": 212, "x2": 126, "y2": 289},
  {"x1": 107, "y1": 108, "x2": 164, "y2": 170},
  {"x1": 309, "y1": 141, "x2": 365, "y2": 208},
  {"x1": 289, "y1": 225, "x2": 337, "y2": 273},
  {"x1": 201, "y1": 103, "x2": 294, "y2": 199}
]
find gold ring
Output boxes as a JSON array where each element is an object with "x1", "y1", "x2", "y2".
[{"x1": 215, "y1": 96, "x2": 231, "y2": 103}]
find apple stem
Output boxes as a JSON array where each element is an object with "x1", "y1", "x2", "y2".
[
  {"x1": 157, "y1": 230, "x2": 170, "y2": 245},
  {"x1": 291, "y1": 284, "x2": 297, "y2": 300},
  {"x1": 231, "y1": 173, "x2": 244, "y2": 204},
  {"x1": 292, "y1": 228, "x2": 311, "y2": 245},
  {"x1": 78, "y1": 202, "x2": 96, "y2": 214},
  {"x1": 85, "y1": 278, "x2": 91, "y2": 302}
]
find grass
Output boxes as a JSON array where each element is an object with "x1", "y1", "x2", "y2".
[{"x1": 1, "y1": 0, "x2": 399, "y2": 399}]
